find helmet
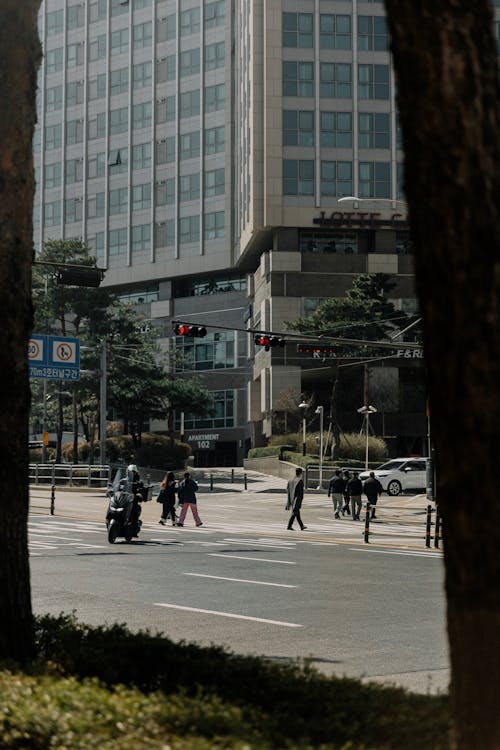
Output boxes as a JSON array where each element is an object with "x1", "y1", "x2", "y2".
[{"x1": 127, "y1": 464, "x2": 138, "y2": 474}]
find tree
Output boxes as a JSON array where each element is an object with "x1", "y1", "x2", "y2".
[
  {"x1": 384, "y1": 2, "x2": 500, "y2": 748},
  {"x1": 0, "y1": 1, "x2": 41, "y2": 661}
]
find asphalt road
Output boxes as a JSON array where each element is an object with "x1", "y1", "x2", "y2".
[{"x1": 29, "y1": 479, "x2": 449, "y2": 694}]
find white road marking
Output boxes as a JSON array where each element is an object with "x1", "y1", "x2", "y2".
[
  {"x1": 222, "y1": 537, "x2": 296, "y2": 549},
  {"x1": 350, "y1": 548, "x2": 442, "y2": 558},
  {"x1": 153, "y1": 603, "x2": 302, "y2": 627},
  {"x1": 28, "y1": 533, "x2": 80, "y2": 541},
  {"x1": 183, "y1": 572, "x2": 296, "y2": 588},
  {"x1": 209, "y1": 553, "x2": 296, "y2": 565}
]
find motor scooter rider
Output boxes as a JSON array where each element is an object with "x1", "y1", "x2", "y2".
[{"x1": 126, "y1": 464, "x2": 144, "y2": 523}]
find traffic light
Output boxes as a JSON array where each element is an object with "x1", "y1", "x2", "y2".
[
  {"x1": 56, "y1": 268, "x2": 103, "y2": 287},
  {"x1": 254, "y1": 334, "x2": 286, "y2": 351},
  {"x1": 173, "y1": 323, "x2": 207, "y2": 337}
]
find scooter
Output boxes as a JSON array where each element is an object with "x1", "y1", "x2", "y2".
[{"x1": 106, "y1": 468, "x2": 152, "y2": 543}]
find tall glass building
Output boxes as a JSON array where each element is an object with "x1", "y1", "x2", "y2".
[{"x1": 35, "y1": 1, "x2": 500, "y2": 463}]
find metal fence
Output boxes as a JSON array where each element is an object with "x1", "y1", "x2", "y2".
[{"x1": 29, "y1": 463, "x2": 111, "y2": 488}]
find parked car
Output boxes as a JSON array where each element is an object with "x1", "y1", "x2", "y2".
[{"x1": 359, "y1": 457, "x2": 429, "y2": 496}]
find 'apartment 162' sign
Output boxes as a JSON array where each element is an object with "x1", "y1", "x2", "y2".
[{"x1": 28, "y1": 334, "x2": 80, "y2": 381}]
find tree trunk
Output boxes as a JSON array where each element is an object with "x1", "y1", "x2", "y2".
[
  {"x1": 384, "y1": 2, "x2": 500, "y2": 747},
  {"x1": 0, "y1": 1, "x2": 41, "y2": 662}
]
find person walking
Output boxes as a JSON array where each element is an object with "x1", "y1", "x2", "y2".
[
  {"x1": 327, "y1": 469, "x2": 345, "y2": 519},
  {"x1": 157, "y1": 471, "x2": 177, "y2": 526},
  {"x1": 347, "y1": 471, "x2": 363, "y2": 520},
  {"x1": 176, "y1": 472, "x2": 203, "y2": 527},
  {"x1": 363, "y1": 471, "x2": 383, "y2": 519},
  {"x1": 342, "y1": 470, "x2": 351, "y2": 515},
  {"x1": 286, "y1": 467, "x2": 306, "y2": 530}
]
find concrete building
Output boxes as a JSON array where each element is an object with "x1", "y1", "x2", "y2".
[{"x1": 35, "y1": 1, "x2": 498, "y2": 463}]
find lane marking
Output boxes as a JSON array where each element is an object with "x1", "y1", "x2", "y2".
[
  {"x1": 209, "y1": 553, "x2": 296, "y2": 565},
  {"x1": 153, "y1": 602, "x2": 302, "y2": 627},
  {"x1": 349, "y1": 548, "x2": 442, "y2": 558},
  {"x1": 183, "y1": 572, "x2": 296, "y2": 588}
]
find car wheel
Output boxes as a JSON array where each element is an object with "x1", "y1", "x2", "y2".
[{"x1": 387, "y1": 479, "x2": 402, "y2": 496}]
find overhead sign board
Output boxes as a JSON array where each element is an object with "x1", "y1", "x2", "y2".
[{"x1": 28, "y1": 334, "x2": 80, "y2": 380}]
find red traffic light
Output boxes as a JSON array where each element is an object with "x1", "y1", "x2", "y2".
[
  {"x1": 174, "y1": 323, "x2": 207, "y2": 337},
  {"x1": 254, "y1": 335, "x2": 286, "y2": 351}
]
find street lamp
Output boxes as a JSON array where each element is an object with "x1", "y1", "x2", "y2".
[
  {"x1": 357, "y1": 405, "x2": 377, "y2": 470},
  {"x1": 338, "y1": 196, "x2": 408, "y2": 209},
  {"x1": 315, "y1": 405, "x2": 324, "y2": 489},
  {"x1": 298, "y1": 400, "x2": 308, "y2": 456}
]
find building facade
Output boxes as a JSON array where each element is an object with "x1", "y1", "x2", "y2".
[{"x1": 34, "y1": 1, "x2": 500, "y2": 463}]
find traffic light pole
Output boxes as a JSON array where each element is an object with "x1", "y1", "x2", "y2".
[{"x1": 99, "y1": 339, "x2": 107, "y2": 466}]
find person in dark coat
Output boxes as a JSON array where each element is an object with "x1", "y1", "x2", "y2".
[
  {"x1": 363, "y1": 471, "x2": 383, "y2": 518},
  {"x1": 342, "y1": 470, "x2": 351, "y2": 515},
  {"x1": 347, "y1": 471, "x2": 363, "y2": 520},
  {"x1": 157, "y1": 471, "x2": 177, "y2": 526},
  {"x1": 176, "y1": 472, "x2": 203, "y2": 527},
  {"x1": 286, "y1": 467, "x2": 306, "y2": 530},
  {"x1": 327, "y1": 469, "x2": 345, "y2": 519}
]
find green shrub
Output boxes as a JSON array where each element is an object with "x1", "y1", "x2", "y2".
[
  {"x1": 269, "y1": 432, "x2": 387, "y2": 463},
  {"x1": 247, "y1": 446, "x2": 283, "y2": 459}
]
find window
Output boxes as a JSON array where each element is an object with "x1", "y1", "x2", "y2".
[
  {"x1": 204, "y1": 211, "x2": 224, "y2": 239},
  {"x1": 205, "y1": 126, "x2": 224, "y2": 154},
  {"x1": 205, "y1": 42, "x2": 224, "y2": 70},
  {"x1": 133, "y1": 61, "x2": 152, "y2": 89},
  {"x1": 205, "y1": 168, "x2": 224, "y2": 197},
  {"x1": 180, "y1": 48, "x2": 200, "y2": 77},
  {"x1": 283, "y1": 61, "x2": 314, "y2": 97},
  {"x1": 66, "y1": 81, "x2": 84, "y2": 107},
  {"x1": 110, "y1": 67, "x2": 128, "y2": 95},
  {"x1": 88, "y1": 191, "x2": 105, "y2": 219},
  {"x1": 109, "y1": 187, "x2": 128, "y2": 214},
  {"x1": 358, "y1": 64, "x2": 390, "y2": 99},
  {"x1": 180, "y1": 90, "x2": 200, "y2": 118},
  {"x1": 133, "y1": 102, "x2": 152, "y2": 129},
  {"x1": 111, "y1": 0, "x2": 129, "y2": 16},
  {"x1": 44, "y1": 163, "x2": 61, "y2": 189},
  {"x1": 156, "y1": 15, "x2": 176, "y2": 42},
  {"x1": 282, "y1": 13, "x2": 313, "y2": 48},
  {"x1": 110, "y1": 107, "x2": 128, "y2": 134},
  {"x1": 156, "y1": 96, "x2": 176, "y2": 124},
  {"x1": 319, "y1": 14, "x2": 351, "y2": 49},
  {"x1": 155, "y1": 220, "x2": 175, "y2": 247},
  {"x1": 133, "y1": 21, "x2": 152, "y2": 48},
  {"x1": 179, "y1": 173, "x2": 200, "y2": 202},
  {"x1": 66, "y1": 158, "x2": 84, "y2": 184},
  {"x1": 67, "y1": 43, "x2": 84, "y2": 68},
  {"x1": 108, "y1": 147, "x2": 128, "y2": 174},
  {"x1": 67, "y1": 4, "x2": 85, "y2": 29},
  {"x1": 88, "y1": 74, "x2": 106, "y2": 100},
  {"x1": 179, "y1": 131, "x2": 200, "y2": 160},
  {"x1": 65, "y1": 197, "x2": 83, "y2": 223},
  {"x1": 300, "y1": 231, "x2": 358, "y2": 254},
  {"x1": 282, "y1": 110, "x2": 314, "y2": 146},
  {"x1": 44, "y1": 201, "x2": 61, "y2": 226},
  {"x1": 87, "y1": 153, "x2": 106, "y2": 179},
  {"x1": 320, "y1": 111, "x2": 352, "y2": 147},
  {"x1": 320, "y1": 63, "x2": 352, "y2": 98},
  {"x1": 111, "y1": 28, "x2": 129, "y2": 55},
  {"x1": 177, "y1": 336, "x2": 234, "y2": 372},
  {"x1": 132, "y1": 183, "x2": 151, "y2": 210},
  {"x1": 109, "y1": 228, "x2": 128, "y2": 255},
  {"x1": 131, "y1": 224, "x2": 151, "y2": 252},
  {"x1": 320, "y1": 161, "x2": 353, "y2": 196},
  {"x1": 156, "y1": 137, "x2": 176, "y2": 164},
  {"x1": 46, "y1": 48, "x2": 63, "y2": 74},
  {"x1": 358, "y1": 16, "x2": 389, "y2": 51},
  {"x1": 134, "y1": 0, "x2": 152, "y2": 8},
  {"x1": 397, "y1": 162, "x2": 405, "y2": 200},
  {"x1": 179, "y1": 215, "x2": 200, "y2": 243},
  {"x1": 205, "y1": 83, "x2": 225, "y2": 112},
  {"x1": 283, "y1": 160, "x2": 314, "y2": 195},
  {"x1": 132, "y1": 142, "x2": 151, "y2": 170},
  {"x1": 45, "y1": 124, "x2": 62, "y2": 150},
  {"x1": 89, "y1": 34, "x2": 106, "y2": 61},
  {"x1": 359, "y1": 161, "x2": 391, "y2": 198},
  {"x1": 66, "y1": 119, "x2": 84, "y2": 145},
  {"x1": 46, "y1": 10, "x2": 64, "y2": 36},
  {"x1": 204, "y1": 0, "x2": 225, "y2": 29},
  {"x1": 156, "y1": 56, "x2": 176, "y2": 82},
  {"x1": 155, "y1": 178, "x2": 175, "y2": 206},
  {"x1": 180, "y1": 8, "x2": 200, "y2": 36},
  {"x1": 46, "y1": 85, "x2": 63, "y2": 112},
  {"x1": 177, "y1": 389, "x2": 235, "y2": 427},
  {"x1": 359, "y1": 112, "x2": 390, "y2": 148}
]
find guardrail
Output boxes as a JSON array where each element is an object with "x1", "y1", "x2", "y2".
[{"x1": 29, "y1": 463, "x2": 111, "y2": 488}]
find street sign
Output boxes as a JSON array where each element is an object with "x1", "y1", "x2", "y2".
[{"x1": 28, "y1": 334, "x2": 80, "y2": 381}]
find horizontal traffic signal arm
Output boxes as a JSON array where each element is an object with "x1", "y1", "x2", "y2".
[
  {"x1": 172, "y1": 322, "x2": 207, "y2": 337},
  {"x1": 253, "y1": 334, "x2": 286, "y2": 351}
]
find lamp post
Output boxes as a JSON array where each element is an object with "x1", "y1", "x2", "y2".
[
  {"x1": 315, "y1": 405, "x2": 324, "y2": 489},
  {"x1": 298, "y1": 400, "x2": 308, "y2": 456},
  {"x1": 357, "y1": 405, "x2": 377, "y2": 470}
]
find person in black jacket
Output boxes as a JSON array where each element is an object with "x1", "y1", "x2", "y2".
[
  {"x1": 286, "y1": 467, "x2": 306, "y2": 530},
  {"x1": 157, "y1": 471, "x2": 177, "y2": 526},
  {"x1": 327, "y1": 469, "x2": 345, "y2": 519},
  {"x1": 363, "y1": 472, "x2": 383, "y2": 518},
  {"x1": 347, "y1": 471, "x2": 363, "y2": 520},
  {"x1": 342, "y1": 470, "x2": 351, "y2": 515}
]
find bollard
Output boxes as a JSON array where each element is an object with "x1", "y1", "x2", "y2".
[
  {"x1": 434, "y1": 512, "x2": 441, "y2": 549},
  {"x1": 244, "y1": 473, "x2": 247, "y2": 490},
  {"x1": 364, "y1": 502, "x2": 371, "y2": 543},
  {"x1": 50, "y1": 485, "x2": 55, "y2": 515},
  {"x1": 425, "y1": 504, "x2": 433, "y2": 547},
  {"x1": 231, "y1": 468, "x2": 234, "y2": 483},
  {"x1": 210, "y1": 473, "x2": 213, "y2": 491}
]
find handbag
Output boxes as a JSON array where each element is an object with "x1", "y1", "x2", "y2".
[{"x1": 156, "y1": 488, "x2": 166, "y2": 504}]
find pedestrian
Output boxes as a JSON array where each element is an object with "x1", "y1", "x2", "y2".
[
  {"x1": 176, "y1": 472, "x2": 203, "y2": 527},
  {"x1": 342, "y1": 470, "x2": 351, "y2": 515},
  {"x1": 327, "y1": 469, "x2": 345, "y2": 519},
  {"x1": 157, "y1": 471, "x2": 177, "y2": 526},
  {"x1": 286, "y1": 467, "x2": 307, "y2": 530},
  {"x1": 347, "y1": 471, "x2": 363, "y2": 520},
  {"x1": 363, "y1": 471, "x2": 383, "y2": 518}
]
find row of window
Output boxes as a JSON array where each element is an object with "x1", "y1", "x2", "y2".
[
  {"x1": 283, "y1": 13, "x2": 388, "y2": 51},
  {"x1": 283, "y1": 159, "x2": 403, "y2": 199},
  {"x1": 45, "y1": 0, "x2": 224, "y2": 38},
  {"x1": 154, "y1": 212, "x2": 224, "y2": 246},
  {"x1": 176, "y1": 331, "x2": 235, "y2": 371},
  {"x1": 283, "y1": 62, "x2": 390, "y2": 100},
  {"x1": 283, "y1": 111, "x2": 394, "y2": 148},
  {"x1": 174, "y1": 389, "x2": 235, "y2": 430}
]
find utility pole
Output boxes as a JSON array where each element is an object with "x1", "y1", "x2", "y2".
[{"x1": 99, "y1": 339, "x2": 107, "y2": 466}]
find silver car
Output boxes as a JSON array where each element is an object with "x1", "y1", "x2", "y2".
[{"x1": 359, "y1": 457, "x2": 429, "y2": 496}]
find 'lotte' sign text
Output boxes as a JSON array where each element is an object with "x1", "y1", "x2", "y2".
[{"x1": 314, "y1": 210, "x2": 408, "y2": 229}]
